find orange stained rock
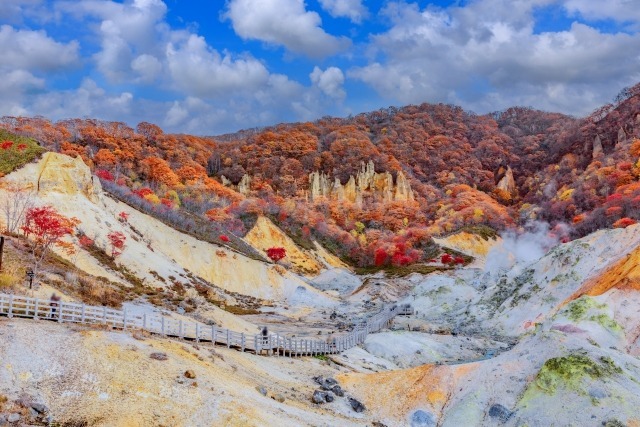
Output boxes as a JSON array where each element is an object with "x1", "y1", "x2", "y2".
[
  {"x1": 564, "y1": 246, "x2": 640, "y2": 306},
  {"x1": 336, "y1": 362, "x2": 478, "y2": 420}
]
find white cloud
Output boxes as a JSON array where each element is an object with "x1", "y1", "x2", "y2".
[
  {"x1": 563, "y1": 0, "x2": 640, "y2": 23},
  {"x1": 166, "y1": 34, "x2": 271, "y2": 97},
  {"x1": 0, "y1": 25, "x2": 79, "y2": 71},
  {"x1": 318, "y1": 0, "x2": 368, "y2": 23},
  {"x1": 29, "y1": 79, "x2": 134, "y2": 121},
  {"x1": 0, "y1": 0, "x2": 49, "y2": 24},
  {"x1": 58, "y1": 0, "x2": 168, "y2": 83},
  {"x1": 223, "y1": 0, "x2": 350, "y2": 58},
  {"x1": 310, "y1": 66, "x2": 346, "y2": 100},
  {"x1": 349, "y1": 0, "x2": 640, "y2": 116},
  {"x1": 131, "y1": 54, "x2": 162, "y2": 83}
]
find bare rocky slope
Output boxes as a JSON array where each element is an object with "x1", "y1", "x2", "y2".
[{"x1": 1, "y1": 153, "x2": 640, "y2": 426}]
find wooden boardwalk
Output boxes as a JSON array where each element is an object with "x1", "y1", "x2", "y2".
[{"x1": 0, "y1": 293, "x2": 405, "y2": 357}]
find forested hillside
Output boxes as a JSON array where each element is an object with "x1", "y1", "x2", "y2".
[{"x1": 1, "y1": 82, "x2": 639, "y2": 268}]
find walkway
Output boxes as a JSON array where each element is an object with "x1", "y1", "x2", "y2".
[{"x1": 0, "y1": 293, "x2": 409, "y2": 357}]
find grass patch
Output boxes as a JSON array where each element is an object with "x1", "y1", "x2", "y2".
[
  {"x1": 209, "y1": 299, "x2": 260, "y2": 315},
  {"x1": 313, "y1": 354, "x2": 329, "y2": 361},
  {"x1": 0, "y1": 272, "x2": 18, "y2": 290},
  {"x1": 590, "y1": 313, "x2": 622, "y2": 332},
  {"x1": 458, "y1": 224, "x2": 499, "y2": 240},
  {"x1": 0, "y1": 129, "x2": 46, "y2": 175},
  {"x1": 534, "y1": 353, "x2": 622, "y2": 395},
  {"x1": 79, "y1": 236, "x2": 146, "y2": 296},
  {"x1": 566, "y1": 296, "x2": 605, "y2": 322},
  {"x1": 354, "y1": 264, "x2": 450, "y2": 278}
]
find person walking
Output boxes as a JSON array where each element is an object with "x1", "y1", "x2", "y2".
[{"x1": 50, "y1": 293, "x2": 61, "y2": 319}]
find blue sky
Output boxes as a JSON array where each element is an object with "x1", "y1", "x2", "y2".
[{"x1": 1, "y1": 0, "x2": 639, "y2": 134}]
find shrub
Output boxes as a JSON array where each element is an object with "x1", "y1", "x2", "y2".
[
  {"x1": 95, "y1": 169, "x2": 114, "y2": 181},
  {"x1": 107, "y1": 231, "x2": 126, "y2": 258},
  {"x1": 374, "y1": 247, "x2": 388, "y2": 266},
  {"x1": 266, "y1": 247, "x2": 286, "y2": 262},
  {"x1": 0, "y1": 272, "x2": 17, "y2": 289},
  {"x1": 613, "y1": 217, "x2": 636, "y2": 228}
]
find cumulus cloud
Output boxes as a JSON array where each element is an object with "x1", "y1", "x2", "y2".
[
  {"x1": 29, "y1": 79, "x2": 134, "y2": 121},
  {"x1": 349, "y1": 0, "x2": 640, "y2": 116},
  {"x1": 57, "y1": 0, "x2": 168, "y2": 83},
  {"x1": 131, "y1": 53, "x2": 162, "y2": 83},
  {"x1": 223, "y1": 0, "x2": 350, "y2": 58},
  {"x1": 318, "y1": 0, "x2": 368, "y2": 23},
  {"x1": 564, "y1": 0, "x2": 640, "y2": 23},
  {"x1": 310, "y1": 66, "x2": 346, "y2": 100},
  {"x1": 166, "y1": 34, "x2": 271, "y2": 97},
  {"x1": 0, "y1": 25, "x2": 79, "y2": 71},
  {"x1": 0, "y1": 0, "x2": 50, "y2": 24}
]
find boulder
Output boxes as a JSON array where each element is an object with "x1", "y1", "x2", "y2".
[
  {"x1": 184, "y1": 370, "x2": 196, "y2": 379},
  {"x1": 256, "y1": 386, "x2": 267, "y2": 396},
  {"x1": 488, "y1": 404, "x2": 513, "y2": 423},
  {"x1": 348, "y1": 397, "x2": 366, "y2": 413},
  {"x1": 410, "y1": 410, "x2": 436, "y2": 427},
  {"x1": 272, "y1": 393, "x2": 285, "y2": 403},
  {"x1": 7, "y1": 413, "x2": 20, "y2": 423},
  {"x1": 313, "y1": 376, "x2": 338, "y2": 390},
  {"x1": 331, "y1": 385, "x2": 344, "y2": 397},
  {"x1": 312, "y1": 390, "x2": 329, "y2": 404}
]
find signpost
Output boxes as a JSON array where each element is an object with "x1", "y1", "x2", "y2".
[{"x1": 26, "y1": 269, "x2": 34, "y2": 289}]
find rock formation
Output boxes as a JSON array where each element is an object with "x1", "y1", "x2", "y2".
[
  {"x1": 618, "y1": 127, "x2": 627, "y2": 145},
  {"x1": 4, "y1": 152, "x2": 102, "y2": 203},
  {"x1": 496, "y1": 166, "x2": 516, "y2": 196},
  {"x1": 237, "y1": 174, "x2": 251, "y2": 195},
  {"x1": 220, "y1": 173, "x2": 251, "y2": 195},
  {"x1": 593, "y1": 135, "x2": 603, "y2": 158},
  {"x1": 308, "y1": 161, "x2": 414, "y2": 204}
]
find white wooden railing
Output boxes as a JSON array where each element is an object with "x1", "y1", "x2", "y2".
[{"x1": 0, "y1": 293, "x2": 404, "y2": 357}]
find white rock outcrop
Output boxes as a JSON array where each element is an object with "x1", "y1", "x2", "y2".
[{"x1": 308, "y1": 161, "x2": 414, "y2": 204}]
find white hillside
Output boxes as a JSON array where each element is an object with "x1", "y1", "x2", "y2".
[{"x1": 0, "y1": 153, "x2": 334, "y2": 304}]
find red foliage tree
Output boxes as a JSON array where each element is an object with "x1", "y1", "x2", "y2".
[
  {"x1": 219, "y1": 235, "x2": 230, "y2": 242},
  {"x1": 79, "y1": 235, "x2": 94, "y2": 247},
  {"x1": 107, "y1": 231, "x2": 126, "y2": 258},
  {"x1": 133, "y1": 187, "x2": 154, "y2": 198},
  {"x1": 21, "y1": 206, "x2": 80, "y2": 278},
  {"x1": 118, "y1": 211, "x2": 129, "y2": 222},
  {"x1": 441, "y1": 253, "x2": 453, "y2": 264},
  {"x1": 374, "y1": 247, "x2": 388, "y2": 266},
  {"x1": 95, "y1": 169, "x2": 114, "y2": 181},
  {"x1": 266, "y1": 247, "x2": 286, "y2": 262}
]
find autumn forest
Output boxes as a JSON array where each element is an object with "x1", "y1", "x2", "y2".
[{"x1": 2, "y1": 82, "x2": 640, "y2": 269}]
